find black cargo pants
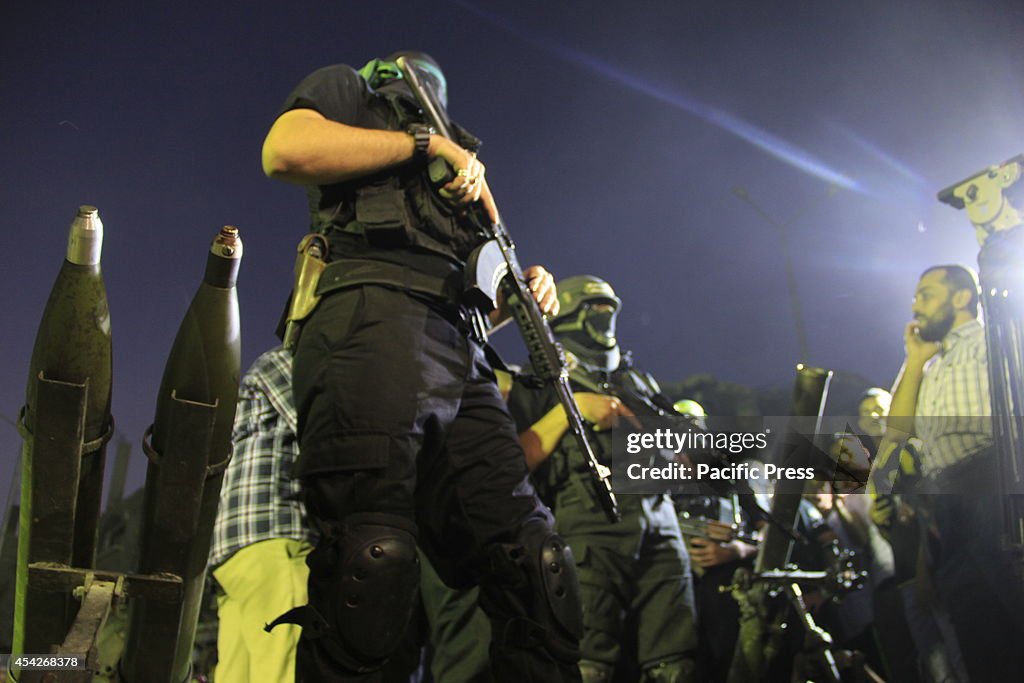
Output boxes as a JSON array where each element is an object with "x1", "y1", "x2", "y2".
[{"x1": 292, "y1": 285, "x2": 583, "y2": 682}]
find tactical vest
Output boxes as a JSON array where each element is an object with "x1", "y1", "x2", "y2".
[
  {"x1": 312, "y1": 83, "x2": 488, "y2": 265},
  {"x1": 550, "y1": 360, "x2": 673, "y2": 478}
]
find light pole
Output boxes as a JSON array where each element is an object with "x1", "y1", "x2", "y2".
[{"x1": 732, "y1": 185, "x2": 837, "y2": 365}]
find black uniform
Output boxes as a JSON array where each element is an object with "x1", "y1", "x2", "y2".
[{"x1": 278, "y1": 62, "x2": 582, "y2": 682}]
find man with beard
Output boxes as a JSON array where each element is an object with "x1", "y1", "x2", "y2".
[
  {"x1": 876, "y1": 264, "x2": 1024, "y2": 679},
  {"x1": 885, "y1": 265, "x2": 990, "y2": 466}
]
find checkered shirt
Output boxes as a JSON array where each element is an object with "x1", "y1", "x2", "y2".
[
  {"x1": 915, "y1": 319, "x2": 993, "y2": 476},
  {"x1": 209, "y1": 346, "x2": 315, "y2": 568}
]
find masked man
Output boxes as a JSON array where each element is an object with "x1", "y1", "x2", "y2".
[
  {"x1": 261, "y1": 51, "x2": 582, "y2": 682},
  {"x1": 508, "y1": 276, "x2": 698, "y2": 682}
]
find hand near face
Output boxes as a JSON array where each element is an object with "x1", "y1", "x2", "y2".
[{"x1": 904, "y1": 321, "x2": 941, "y2": 365}]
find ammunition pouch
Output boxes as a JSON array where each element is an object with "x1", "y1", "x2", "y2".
[
  {"x1": 342, "y1": 164, "x2": 485, "y2": 261},
  {"x1": 354, "y1": 181, "x2": 415, "y2": 248}
]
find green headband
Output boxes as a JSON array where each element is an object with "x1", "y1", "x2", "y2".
[{"x1": 358, "y1": 58, "x2": 447, "y2": 93}]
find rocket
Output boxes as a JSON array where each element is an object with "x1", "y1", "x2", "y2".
[
  {"x1": 728, "y1": 364, "x2": 832, "y2": 682},
  {"x1": 13, "y1": 206, "x2": 113, "y2": 657},
  {"x1": 755, "y1": 364, "x2": 832, "y2": 573},
  {"x1": 121, "y1": 226, "x2": 241, "y2": 683}
]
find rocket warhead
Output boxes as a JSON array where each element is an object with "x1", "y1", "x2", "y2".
[
  {"x1": 124, "y1": 225, "x2": 242, "y2": 683},
  {"x1": 205, "y1": 225, "x2": 243, "y2": 288},
  {"x1": 66, "y1": 205, "x2": 103, "y2": 266},
  {"x1": 212, "y1": 225, "x2": 242, "y2": 258},
  {"x1": 15, "y1": 204, "x2": 113, "y2": 661}
]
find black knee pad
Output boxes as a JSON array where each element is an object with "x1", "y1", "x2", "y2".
[
  {"x1": 484, "y1": 520, "x2": 584, "y2": 661},
  {"x1": 307, "y1": 513, "x2": 420, "y2": 667}
]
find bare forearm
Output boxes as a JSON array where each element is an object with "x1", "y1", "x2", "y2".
[
  {"x1": 519, "y1": 406, "x2": 569, "y2": 471},
  {"x1": 262, "y1": 109, "x2": 416, "y2": 184},
  {"x1": 884, "y1": 359, "x2": 926, "y2": 442}
]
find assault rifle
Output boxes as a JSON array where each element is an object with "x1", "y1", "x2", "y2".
[{"x1": 396, "y1": 57, "x2": 619, "y2": 523}]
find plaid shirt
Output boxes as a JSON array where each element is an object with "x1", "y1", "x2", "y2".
[
  {"x1": 209, "y1": 346, "x2": 315, "y2": 568},
  {"x1": 916, "y1": 319, "x2": 993, "y2": 475}
]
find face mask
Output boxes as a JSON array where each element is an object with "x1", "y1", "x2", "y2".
[
  {"x1": 583, "y1": 307, "x2": 617, "y2": 349},
  {"x1": 560, "y1": 335, "x2": 621, "y2": 373}
]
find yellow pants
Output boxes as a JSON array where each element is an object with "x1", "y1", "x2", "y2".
[{"x1": 212, "y1": 538, "x2": 313, "y2": 683}]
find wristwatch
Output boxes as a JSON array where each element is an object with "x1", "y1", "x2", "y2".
[{"x1": 407, "y1": 124, "x2": 434, "y2": 162}]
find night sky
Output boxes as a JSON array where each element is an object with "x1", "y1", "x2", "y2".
[{"x1": 2, "y1": 0, "x2": 1023, "y2": 505}]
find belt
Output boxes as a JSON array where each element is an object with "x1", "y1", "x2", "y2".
[
  {"x1": 923, "y1": 448, "x2": 995, "y2": 494},
  {"x1": 317, "y1": 258, "x2": 491, "y2": 345},
  {"x1": 317, "y1": 258, "x2": 463, "y2": 302}
]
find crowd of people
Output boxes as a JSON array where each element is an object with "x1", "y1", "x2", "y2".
[{"x1": 205, "y1": 50, "x2": 1024, "y2": 682}]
